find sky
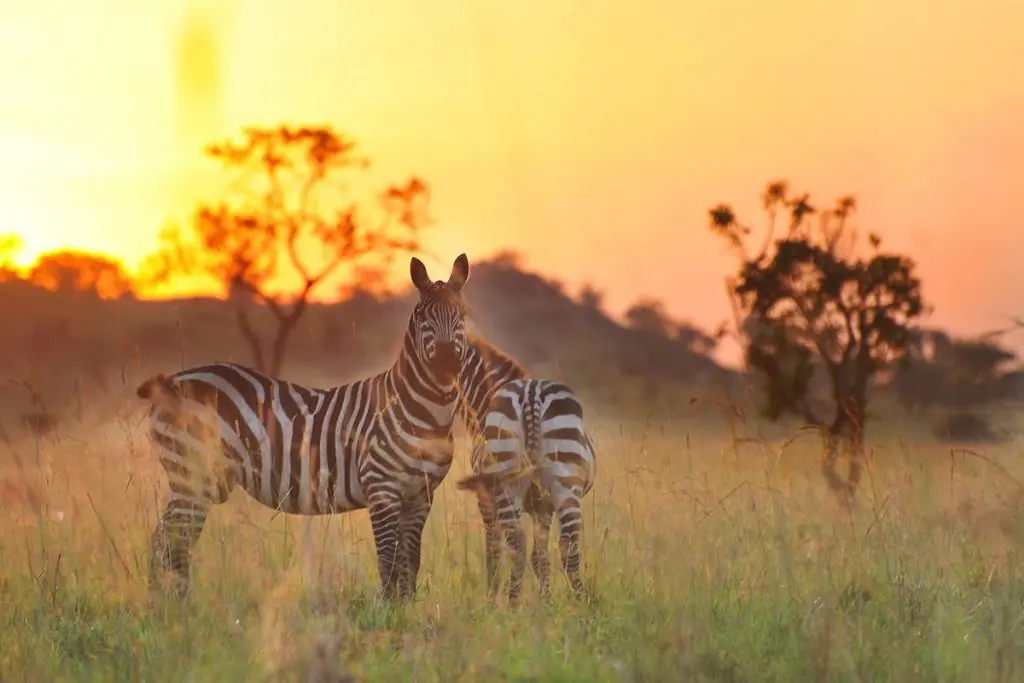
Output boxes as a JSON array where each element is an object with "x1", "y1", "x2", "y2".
[{"x1": 1, "y1": 0, "x2": 1023, "y2": 355}]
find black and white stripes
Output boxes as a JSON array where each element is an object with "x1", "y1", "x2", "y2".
[
  {"x1": 455, "y1": 338, "x2": 597, "y2": 604},
  {"x1": 138, "y1": 254, "x2": 471, "y2": 602}
]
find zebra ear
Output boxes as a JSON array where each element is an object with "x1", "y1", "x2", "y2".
[
  {"x1": 410, "y1": 257, "x2": 432, "y2": 293},
  {"x1": 447, "y1": 253, "x2": 470, "y2": 292}
]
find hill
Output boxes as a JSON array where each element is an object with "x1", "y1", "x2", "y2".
[{"x1": 0, "y1": 254, "x2": 738, "y2": 437}]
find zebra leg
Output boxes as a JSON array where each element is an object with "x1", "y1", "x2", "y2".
[
  {"x1": 493, "y1": 486, "x2": 528, "y2": 607},
  {"x1": 501, "y1": 517, "x2": 527, "y2": 608},
  {"x1": 367, "y1": 489, "x2": 404, "y2": 603},
  {"x1": 148, "y1": 491, "x2": 212, "y2": 599},
  {"x1": 466, "y1": 480, "x2": 503, "y2": 600},
  {"x1": 397, "y1": 489, "x2": 432, "y2": 602},
  {"x1": 149, "y1": 461, "x2": 232, "y2": 599},
  {"x1": 555, "y1": 496, "x2": 586, "y2": 598},
  {"x1": 480, "y1": 505, "x2": 502, "y2": 600},
  {"x1": 529, "y1": 506, "x2": 554, "y2": 600},
  {"x1": 459, "y1": 469, "x2": 504, "y2": 600}
]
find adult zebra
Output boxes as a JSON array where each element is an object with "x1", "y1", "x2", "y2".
[
  {"x1": 455, "y1": 337, "x2": 597, "y2": 605},
  {"x1": 136, "y1": 254, "x2": 471, "y2": 603}
]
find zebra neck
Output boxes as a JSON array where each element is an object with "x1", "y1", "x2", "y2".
[
  {"x1": 460, "y1": 339, "x2": 528, "y2": 429},
  {"x1": 394, "y1": 334, "x2": 458, "y2": 408}
]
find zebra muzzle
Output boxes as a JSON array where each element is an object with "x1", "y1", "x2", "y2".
[{"x1": 430, "y1": 343, "x2": 461, "y2": 380}]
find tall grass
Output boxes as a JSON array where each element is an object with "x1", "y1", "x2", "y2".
[{"x1": 1, "y1": 396, "x2": 1022, "y2": 682}]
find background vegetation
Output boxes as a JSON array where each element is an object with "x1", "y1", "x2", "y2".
[{"x1": 0, "y1": 123, "x2": 1022, "y2": 681}]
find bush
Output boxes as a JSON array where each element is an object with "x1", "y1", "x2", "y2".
[{"x1": 933, "y1": 411, "x2": 1006, "y2": 443}]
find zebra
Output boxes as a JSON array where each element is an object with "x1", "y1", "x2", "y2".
[
  {"x1": 454, "y1": 337, "x2": 597, "y2": 605},
  {"x1": 135, "y1": 254, "x2": 471, "y2": 603}
]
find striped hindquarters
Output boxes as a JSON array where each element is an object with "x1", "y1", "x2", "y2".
[
  {"x1": 457, "y1": 377, "x2": 596, "y2": 601},
  {"x1": 474, "y1": 379, "x2": 596, "y2": 498}
]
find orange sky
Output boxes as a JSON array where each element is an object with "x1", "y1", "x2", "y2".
[{"x1": 1, "y1": 0, "x2": 1023, "y2": 356}]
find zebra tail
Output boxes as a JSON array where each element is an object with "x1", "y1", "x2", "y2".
[
  {"x1": 523, "y1": 394, "x2": 542, "y2": 466},
  {"x1": 136, "y1": 373, "x2": 182, "y2": 407},
  {"x1": 455, "y1": 471, "x2": 499, "y2": 493},
  {"x1": 456, "y1": 465, "x2": 539, "y2": 494}
]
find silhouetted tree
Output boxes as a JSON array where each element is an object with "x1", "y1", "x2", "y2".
[
  {"x1": 895, "y1": 328, "x2": 1016, "y2": 411},
  {"x1": 625, "y1": 298, "x2": 672, "y2": 337},
  {"x1": 709, "y1": 180, "x2": 926, "y2": 498},
  {"x1": 28, "y1": 250, "x2": 135, "y2": 299},
  {"x1": 487, "y1": 249, "x2": 524, "y2": 271},
  {"x1": 0, "y1": 234, "x2": 22, "y2": 282},
  {"x1": 891, "y1": 328, "x2": 948, "y2": 414},
  {"x1": 337, "y1": 263, "x2": 392, "y2": 300},
  {"x1": 625, "y1": 297, "x2": 719, "y2": 354},
  {"x1": 141, "y1": 124, "x2": 430, "y2": 376},
  {"x1": 576, "y1": 284, "x2": 605, "y2": 311},
  {"x1": 675, "y1": 322, "x2": 719, "y2": 356},
  {"x1": 893, "y1": 328, "x2": 1020, "y2": 440}
]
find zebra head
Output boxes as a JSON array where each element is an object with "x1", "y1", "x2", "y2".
[{"x1": 408, "y1": 253, "x2": 470, "y2": 385}]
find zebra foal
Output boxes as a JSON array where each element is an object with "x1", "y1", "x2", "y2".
[
  {"x1": 136, "y1": 254, "x2": 472, "y2": 603},
  {"x1": 455, "y1": 338, "x2": 597, "y2": 605}
]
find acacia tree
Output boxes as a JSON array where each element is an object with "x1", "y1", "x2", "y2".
[
  {"x1": 624, "y1": 298, "x2": 673, "y2": 337},
  {"x1": 28, "y1": 250, "x2": 136, "y2": 298},
  {"x1": 143, "y1": 124, "x2": 430, "y2": 376},
  {"x1": 624, "y1": 297, "x2": 720, "y2": 354},
  {"x1": 709, "y1": 181, "x2": 926, "y2": 498},
  {"x1": 895, "y1": 329, "x2": 1017, "y2": 411},
  {"x1": 576, "y1": 284, "x2": 605, "y2": 311},
  {"x1": 0, "y1": 234, "x2": 22, "y2": 282},
  {"x1": 893, "y1": 328, "x2": 1021, "y2": 440}
]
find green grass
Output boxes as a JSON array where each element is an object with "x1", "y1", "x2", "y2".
[{"x1": 1, "y1": 400, "x2": 1023, "y2": 682}]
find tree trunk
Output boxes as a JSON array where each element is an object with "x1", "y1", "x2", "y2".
[
  {"x1": 821, "y1": 394, "x2": 865, "y2": 499},
  {"x1": 233, "y1": 292, "x2": 308, "y2": 377},
  {"x1": 268, "y1": 314, "x2": 302, "y2": 378},
  {"x1": 234, "y1": 305, "x2": 267, "y2": 372}
]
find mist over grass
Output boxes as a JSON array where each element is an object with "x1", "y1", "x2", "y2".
[
  {"x1": 0, "y1": 259, "x2": 1020, "y2": 680},
  {"x1": 2, "y1": 387, "x2": 1023, "y2": 682}
]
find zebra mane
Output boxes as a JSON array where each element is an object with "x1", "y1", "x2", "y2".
[{"x1": 466, "y1": 332, "x2": 528, "y2": 376}]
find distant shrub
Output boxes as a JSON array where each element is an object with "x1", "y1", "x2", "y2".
[
  {"x1": 21, "y1": 411, "x2": 59, "y2": 437},
  {"x1": 933, "y1": 411, "x2": 1007, "y2": 443}
]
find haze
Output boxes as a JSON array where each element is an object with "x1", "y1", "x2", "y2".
[{"x1": 1, "y1": 0, "x2": 1022, "y2": 348}]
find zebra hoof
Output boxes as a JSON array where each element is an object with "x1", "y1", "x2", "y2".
[
  {"x1": 377, "y1": 585, "x2": 409, "y2": 607},
  {"x1": 573, "y1": 586, "x2": 597, "y2": 607}
]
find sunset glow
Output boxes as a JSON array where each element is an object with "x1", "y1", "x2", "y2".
[{"x1": 1, "y1": 0, "x2": 1023, "y2": 342}]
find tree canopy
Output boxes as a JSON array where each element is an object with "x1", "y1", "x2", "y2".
[
  {"x1": 141, "y1": 124, "x2": 431, "y2": 376},
  {"x1": 892, "y1": 328, "x2": 1022, "y2": 441},
  {"x1": 0, "y1": 234, "x2": 23, "y2": 282},
  {"x1": 27, "y1": 250, "x2": 135, "y2": 299}
]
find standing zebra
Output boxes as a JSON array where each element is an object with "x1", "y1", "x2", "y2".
[
  {"x1": 136, "y1": 254, "x2": 471, "y2": 602},
  {"x1": 455, "y1": 337, "x2": 597, "y2": 605}
]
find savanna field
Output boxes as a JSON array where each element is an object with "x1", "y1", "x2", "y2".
[
  {"x1": 7, "y1": 0, "x2": 1024, "y2": 679},
  {"x1": 2, "y1": 357, "x2": 1023, "y2": 683}
]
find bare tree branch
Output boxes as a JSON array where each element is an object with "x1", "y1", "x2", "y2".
[{"x1": 139, "y1": 124, "x2": 431, "y2": 376}]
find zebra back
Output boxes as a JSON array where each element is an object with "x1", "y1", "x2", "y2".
[{"x1": 457, "y1": 335, "x2": 530, "y2": 434}]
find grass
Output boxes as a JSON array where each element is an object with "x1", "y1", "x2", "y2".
[{"x1": 1, "y1": 390, "x2": 1023, "y2": 682}]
